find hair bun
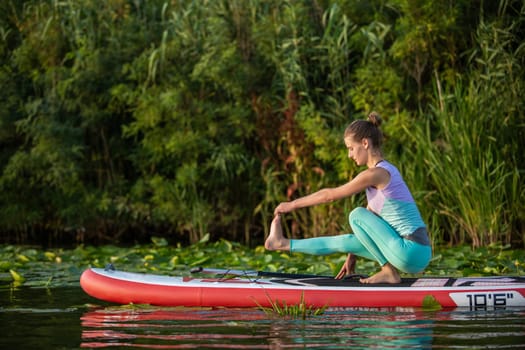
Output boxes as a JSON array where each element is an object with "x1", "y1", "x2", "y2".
[{"x1": 368, "y1": 111, "x2": 382, "y2": 127}]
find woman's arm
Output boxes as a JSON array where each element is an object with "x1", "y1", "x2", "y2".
[{"x1": 274, "y1": 167, "x2": 389, "y2": 215}]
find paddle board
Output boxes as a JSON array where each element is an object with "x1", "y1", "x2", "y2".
[{"x1": 80, "y1": 267, "x2": 525, "y2": 310}]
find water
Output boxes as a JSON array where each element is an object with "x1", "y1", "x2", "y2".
[{"x1": 1, "y1": 286, "x2": 524, "y2": 349}]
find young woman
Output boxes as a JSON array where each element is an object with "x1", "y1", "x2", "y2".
[{"x1": 264, "y1": 112, "x2": 431, "y2": 284}]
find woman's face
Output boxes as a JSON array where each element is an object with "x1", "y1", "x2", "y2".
[{"x1": 344, "y1": 135, "x2": 368, "y2": 166}]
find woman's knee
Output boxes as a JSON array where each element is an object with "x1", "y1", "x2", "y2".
[{"x1": 348, "y1": 207, "x2": 369, "y2": 225}]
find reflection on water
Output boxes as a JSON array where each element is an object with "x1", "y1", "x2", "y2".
[
  {"x1": 81, "y1": 308, "x2": 267, "y2": 348},
  {"x1": 79, "y1": 306, "x2": 524, "y2": 349}
]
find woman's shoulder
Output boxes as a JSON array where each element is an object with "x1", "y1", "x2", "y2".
[
  {"x1": 377, "y1": 159, "x2": 395, "y2": 169},
  {"x1": 376, "y1": 161, "x2": 415, "y2": 199},
  {"x1": 377, "y1": 160, "x2": 402, "y2": 176},
  {"x1": 366, "y1": 164, "x2": 391, "y2": 189}
]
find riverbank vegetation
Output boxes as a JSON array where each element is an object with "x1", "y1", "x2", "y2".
[{"x1": 0, "y1": 0, "x2": 523, "y2": 248}]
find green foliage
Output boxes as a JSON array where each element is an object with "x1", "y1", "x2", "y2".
[
  {"x1": 396, "y1": 5, "x2": 525, "y2": 247},
  {"x1": 0, "y1": 0, "x2": 523, "y2": 248}
]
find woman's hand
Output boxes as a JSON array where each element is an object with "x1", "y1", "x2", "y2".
[
  {"x1": 273, "y1": 201, "x2": 295, "y2": 216},
  {"x1": 335, "y1": 253, "x2": 357, "y2": 279}
]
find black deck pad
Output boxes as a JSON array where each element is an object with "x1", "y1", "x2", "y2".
[
  {"x1": 272, "y1": 277, "x2": 420, "y2": 287},
  {"x1": 270, "y1": 275, "x2": 525, "y2": 288}
]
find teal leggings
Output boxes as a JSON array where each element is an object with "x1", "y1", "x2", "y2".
[{"x1": 290, "y1": 207, "x2": 431, "y2": 273}]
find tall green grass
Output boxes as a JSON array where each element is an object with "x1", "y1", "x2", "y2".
[
  {"x1": 399, "y1": 18, "x2": 524, "y2": 247},
  {"x1": 412, "y1": 86, "x2": 516, "y2": 247}
]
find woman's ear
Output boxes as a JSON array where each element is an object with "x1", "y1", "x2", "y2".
[{"x1": 362, "y1": 138, "x2": 369, "y2": 150}]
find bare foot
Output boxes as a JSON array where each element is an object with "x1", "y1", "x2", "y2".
[
  {"x1": 360, "y1": 263, "x2": 401, "y2": 284},
  {"x1": 264, "y1": 215, "x2": 290, "y2": 251}
]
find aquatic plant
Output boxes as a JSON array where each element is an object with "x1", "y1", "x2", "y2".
[
  {"x1": 256, "y1": 292, "x2": 327, "y2": 320},
  {"x1": 1, "y1": 239, "x2": 523, "y2": 288}
]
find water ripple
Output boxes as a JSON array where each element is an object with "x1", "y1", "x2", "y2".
[{"x1": 79, "y1": 307, "x2": 525, "y2": 349}]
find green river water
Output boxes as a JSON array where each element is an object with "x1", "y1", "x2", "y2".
[{"x1": 1, "y1": 285, "x2": 524, "y2": 349}]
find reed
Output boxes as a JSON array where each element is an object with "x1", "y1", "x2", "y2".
[{"x1": 401, "y1": 77, "x2": 522, "y2": 247}]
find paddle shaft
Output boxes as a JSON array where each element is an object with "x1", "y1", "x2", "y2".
[{"x1": 191, "y1": 267, "x2": 332, "y2": 279}]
